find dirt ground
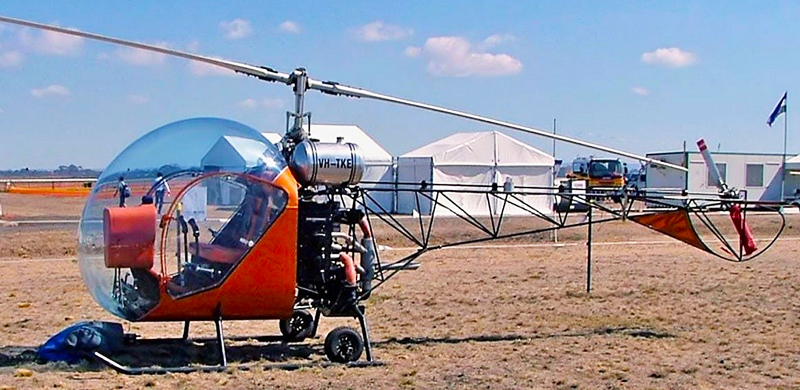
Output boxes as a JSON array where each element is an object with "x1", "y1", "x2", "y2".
[
  {"x1": 0, "y1": 193, "x2": 85, "y2": 220},
  {"x1": 1, "y1": 194, "x2": 799, "y2": 389}
]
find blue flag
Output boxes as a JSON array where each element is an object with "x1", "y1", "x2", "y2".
[{"x1": 767, "y1": 92, "x2": 787, "y2": 127}]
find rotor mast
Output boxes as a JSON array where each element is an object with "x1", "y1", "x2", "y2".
[{"x1": 285, "y1": 68, "x2": 310, "y2": 149}]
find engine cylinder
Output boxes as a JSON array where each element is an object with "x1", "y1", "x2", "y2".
[{"x1": 290, "y1": 141, "x2": 365, "y2": 186}]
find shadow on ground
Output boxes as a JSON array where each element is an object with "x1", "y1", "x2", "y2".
[{"x1": 0, "y1": 326, "x2": 674, "y2": 372}]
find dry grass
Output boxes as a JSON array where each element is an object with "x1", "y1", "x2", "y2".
[
  {"x1": 0, "y1": 230, "x2": 76, "y2": 258},
  {"x1": 0, "y1": 196, "x2": 799, "y2": 388},
  {"x1": 1, "y1": 239, "x2": 799, "y2": 389},
  {"x1": 0, "y1": 193, "x2": 85, "y2": 220}
]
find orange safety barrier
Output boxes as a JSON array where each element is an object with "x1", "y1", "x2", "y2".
[
  {"x1": 91, "y1": 181, "x2": 191, "y2": 200},
  {"x1": 7, "y1": 186, "x2": 91, "y2": 197},
  {"x1": 104, "y1": 205, "x2": 157, "y2": 269}
]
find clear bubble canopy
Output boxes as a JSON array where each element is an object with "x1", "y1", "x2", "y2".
[{"x1": 78, "y1": 118, "x2": 287, "y2": 320}]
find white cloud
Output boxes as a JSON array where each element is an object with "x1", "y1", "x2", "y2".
[
  {"x1": 189, "y1": 60, "x2": 237, "y2": 76},
  {"x1": 404, "y1": 46, "x2": 421, "y2": 58},
  {"x1": 641, "y1": 47, "x2": 697, "y2": 68},
  {"x1": 240, "y1": 98, "x2": 284, "y2": 109},
  {"x1": 278, "y1": 20, "x2": 301, "y2": 34},
  {"x1": 414, "y1": 36, "x2": 522, "y2": 77},
  {"x1": 18, "y1": 26, "x2": 84, "y2": 55},
  {"x1": 261, "y1": 98, "x2": 284, "y2": 109},
  {"x1": 480, "y1": 34, "x2": 515, "y2": 49},
  {"x1": 31, "y1": 84, "x2": 71, "y2": 98},
  {"x1": 239, "y1": 98, "x2": 258, "y2": 109},
  {"x1": 116, "y1": 42, "x2": 169, "y2": 66},
  {"x1": 631, "y1": 87, "x2": 649, "y2": 96},
  {"x1": 219, "y1": 19, "x2": 252, "y2": 40},
  {"x1": 355, "y1": 21, "x2": 412, "y2": 42},
  {"x1": 0, "y1": 50, "x2": 23, "y2": 68},
  {"x1": 186, "y1": 40, "x2": 200, "y2": 52},
  {"x1": 127, "y1": 94, "x2": 149, "y2": 104}
]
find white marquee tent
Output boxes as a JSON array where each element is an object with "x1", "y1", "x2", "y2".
[
  {"x1": 396, "y1": 131, "x2": 554, "y2": 216},
  {"x1": 201, "y1": 135, "x2": 271, "y2": 205},
  {"x1": 785, "y1": 154, "x2": 800, "y2": 171},
  {"x1": 261, "y1": 132, "x2": 283, "y2": 145},
  {"x1": 263, "y1": 124, "x2": 395, "y2": 212}
]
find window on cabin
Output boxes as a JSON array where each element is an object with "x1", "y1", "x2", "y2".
[
  {"x1": 572, "y1": 161, "x2": 583, "y2": 174},
  {"x1": 163, "y1": 173, "x2": 288, "y2": 298}
]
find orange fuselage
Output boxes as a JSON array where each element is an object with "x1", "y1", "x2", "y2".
[{"x1": 140, "y1": 169, "x2": 299, "y2": 321}]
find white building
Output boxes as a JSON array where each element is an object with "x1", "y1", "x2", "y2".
[
  {"x1": 782, "y1": 154, "x2": 800, "y2": 199},
  {"x1": 263, "y1": 124, "x2": 395, "y2": 212},
  {"x1": 396, "y1": 131, "x2": 555, "y2": 216},
  {"x1": 646, "y1": 150, "x2": 792, "y2": 201}
]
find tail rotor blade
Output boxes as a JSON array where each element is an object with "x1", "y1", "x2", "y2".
[{"x1": 696, "y1": 138, "x2": 727, "y2": 191}]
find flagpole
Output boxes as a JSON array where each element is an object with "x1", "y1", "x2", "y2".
[{"x1": 782, "y1": 92, "x2": 788, "y2": 202}]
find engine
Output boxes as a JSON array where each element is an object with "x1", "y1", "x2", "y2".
[{"x1": 295, "y1": 195, "x2": 375, "y2": 314}]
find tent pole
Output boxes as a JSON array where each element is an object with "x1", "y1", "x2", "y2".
[{"x1": 493, "y1": 131, "x2": 498, "y2": 215}]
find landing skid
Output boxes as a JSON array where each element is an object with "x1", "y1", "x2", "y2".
[
  {"x1": 91, "y1": 306, "x2": 381, "y2": 374},
  {"x1": 92, "y1": 351, "x2": 384, "y2": 375}
]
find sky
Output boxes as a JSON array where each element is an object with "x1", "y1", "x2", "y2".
[{"x1": 0, "y1": 1, "x2": 798, "y2": 170}]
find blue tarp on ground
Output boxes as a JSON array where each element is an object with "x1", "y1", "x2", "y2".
[{"x1": 37, "y1": 321, "x2": 124, "y2": 364}]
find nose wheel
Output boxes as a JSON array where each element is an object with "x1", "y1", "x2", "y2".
[
  {"x1": 324, "y1": 326, "x2": 364, "y2": 363},
  {"x1": 279, "y1": 309, "x2": 316, "y2": 342}
]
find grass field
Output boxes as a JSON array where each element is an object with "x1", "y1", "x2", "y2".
[{"x1": 1, "y1": 194, "x2": 799, "y2": 389}]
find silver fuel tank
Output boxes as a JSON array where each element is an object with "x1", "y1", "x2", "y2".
[{"x1": 290, "y1": 140, "x2": 365, "y2": 186}]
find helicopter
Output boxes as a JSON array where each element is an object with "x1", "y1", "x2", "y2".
[{"x1": 0, "y1": 15, "x2": 787, "y2": 374}]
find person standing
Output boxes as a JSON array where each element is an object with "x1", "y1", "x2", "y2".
[
  {"x1": 112, "y1": 176, "x2": 129, "y2": 207},
  {"x1": 153, "y1": 172, "x2": 171, "y2": 214}
]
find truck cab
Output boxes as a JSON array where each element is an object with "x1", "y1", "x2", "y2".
[{"x1": 567, "y1": 157, "x2": 625, "y2": 191}]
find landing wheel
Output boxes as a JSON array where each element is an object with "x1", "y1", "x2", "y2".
[
  {"x1": 279, "y1": 309, "x2": 314, "y2": 342},
  {"x1": 324, "y1": 326, "x2": 363, "y2": 363}
]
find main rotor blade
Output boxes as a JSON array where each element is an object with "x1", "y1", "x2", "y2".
[
  {"x1": 309, "y1": 80, "x2": 688, "y2": 172},
  {"x1": 0, "y1": 15, "x2": 687, "y2": 172},
  {"x1": 0, "y1": 15, "x2": 291, "y2": 83}
]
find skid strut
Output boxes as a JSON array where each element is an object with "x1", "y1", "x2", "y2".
[
  {"x1": 93, "y1": 314, "x2": 228, "y2": 374},
  {"x1": 215, "y1": 316, "x2": 227, "y2": 366},
  {"x1": 311, "y1": 309, "x2": 322, "y2": 338},
  {"x1": 354, "y1": 305, "x2": 373, "y2": 362}
]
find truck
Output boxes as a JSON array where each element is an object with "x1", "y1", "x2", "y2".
[{"x1": 567, "y1": 157, "x2": 626, "y2": 192}]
